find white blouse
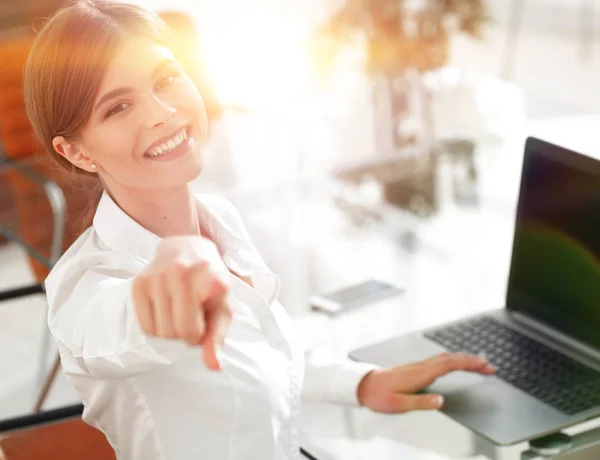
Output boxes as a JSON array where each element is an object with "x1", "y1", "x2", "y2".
[{"x1": 45, "y1": 191, "x2": 378, "y2": 460}]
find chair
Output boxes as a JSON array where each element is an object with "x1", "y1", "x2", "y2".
[
  {"x1": 0, "y1": 404, "x2": 320, "y2": 460},
  {"x1": 0, "y1": 35, "x2": 98, "y2": 412},
  {"x1": 0, "y1": 404, "x2": 115, "y2": 460}
]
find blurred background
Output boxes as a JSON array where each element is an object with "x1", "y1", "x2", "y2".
[{"x1": 1, "y1": 0, "x2": 599, "y2": 458}]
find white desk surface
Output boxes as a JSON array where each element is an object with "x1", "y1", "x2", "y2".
[{"x1": 286, "y1": 117, "x2": 600, "y2": 460}]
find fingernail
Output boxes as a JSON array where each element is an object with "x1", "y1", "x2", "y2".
[
  {"x1": 210, "y1": 278, "x2": 226, "y2": 295},
  {"x1": 216, "y1": 344, "x2": 224, "y2": 367},
  {"x1": 475, "y1": 355, "x2": 487, "y2": 365},
  {"x1": 432, "y1": 395, "x2": 444, "y2": 408}
]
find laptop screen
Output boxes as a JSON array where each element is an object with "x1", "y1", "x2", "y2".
[{"x1": 506, "y1": 137, "x2": 600, "y2": 349}]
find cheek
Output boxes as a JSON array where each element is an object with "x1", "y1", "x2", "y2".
[
  {"x1": 89, "y1": 122, "x2": 147, "y2": 186},
  {"x1": 96, "y1": 123, "x2": 139, "y2": 165}
]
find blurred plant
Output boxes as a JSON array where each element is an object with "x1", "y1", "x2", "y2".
[
  {"x1": 316, "y1": 0, "x2": 491, "y2": 217},
  {"x1": 314, "y1": 0, "x2": 491, "y2": 77}
]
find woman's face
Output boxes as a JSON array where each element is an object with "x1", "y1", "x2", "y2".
[{"x1": 71, "y1": 36, "x2": 208, "y2": 189}]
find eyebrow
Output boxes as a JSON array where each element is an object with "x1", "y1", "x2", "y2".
[{"x1": 94, "y1": 58, "x2": 177, "y2": 113}]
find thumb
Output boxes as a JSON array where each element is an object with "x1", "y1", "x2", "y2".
[{"x1": 390, "y1": 393, "x2": 444, "y2": 413}]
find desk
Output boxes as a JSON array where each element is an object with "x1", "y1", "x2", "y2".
[
  {"x1": 268, "y1": 117, "x2": 600, "y2": 459},
  {"x1": 1, "y1": 114, "x2": 595, "y2": 459}
]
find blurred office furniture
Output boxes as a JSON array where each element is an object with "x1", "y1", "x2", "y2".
[
  {"x1": 0, "y1": 404, "x2": 115, "y2": 460},
  {"x1": 0, "y1": 0, "x2": 64, "y2": 38},
  {"x1": 0, "y1": 35, "x2": 98, "y2": 413},
  {"x1": 0, "y1": 1, "x2": 37, "y2": 37},
  {"x1": 502, "y1": 0, "x2": 595, "y2": 80},
  {"x1": 333, "y1": 149, "x2": 438, "y2": 218},
  {"x1": 0, "y1": 178, "x2": 12, "y2": 245},
  {"x1": 316, "y1": 1, "x2": 490, "y2": 216},
  {"x1": 0, "y1": 403, "x2": 324, "y2": 460}
]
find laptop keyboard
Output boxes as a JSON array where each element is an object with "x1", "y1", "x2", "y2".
[{"x1": 425, "y1": 316, "x2": 600, "y2": 415}]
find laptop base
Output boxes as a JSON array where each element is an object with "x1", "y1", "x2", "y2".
[{"x1": 349, "y1": 309, "x2": 600, "y2": 446}]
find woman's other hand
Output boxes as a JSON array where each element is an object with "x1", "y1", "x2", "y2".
[
  {"x1": 132, "y1": 236, "x2": 232, "y2": 371},
  {"x1": 357, "y1": 353, "x2": 497, "y2": 413}
]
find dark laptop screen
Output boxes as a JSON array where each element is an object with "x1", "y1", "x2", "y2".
[{"x1": 506, "y1": 138, "x2": 600, "y2": 349}]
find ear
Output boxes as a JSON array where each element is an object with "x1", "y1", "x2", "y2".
[{"x1": 52, "y1": 135, "x2": 99, "y2": 173}]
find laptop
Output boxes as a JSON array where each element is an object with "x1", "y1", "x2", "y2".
[{"x1": 350, "y1": 137, "x2": 600, "y2": 446}]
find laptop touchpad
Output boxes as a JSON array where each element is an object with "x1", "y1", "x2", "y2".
[
  {"x1": 351, "y1": 334, "x2": 488, "y2": 394},
  {"x1": 398, "y1": 337, "x2": 488, "y2": 395}
]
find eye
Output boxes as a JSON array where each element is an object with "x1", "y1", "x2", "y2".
[
  {"x1": 105, "y1": 102, "x2": 130, "y2": 119},
  {"x1": 155, "y1": 71, "x2": 181, "y2": 91}
]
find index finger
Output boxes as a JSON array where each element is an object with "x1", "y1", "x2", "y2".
[
  {"x1": 201, "y1": 296, "x2": 232, "y2": 371},
  {"x1": 428, "y1": 353, "x2": 496, "y2": 377}
]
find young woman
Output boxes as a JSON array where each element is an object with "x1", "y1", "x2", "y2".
[{"x1": 23, "y1": 1, "x2": 496, "y2": 459}]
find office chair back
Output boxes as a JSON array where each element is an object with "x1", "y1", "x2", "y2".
[{"x1": 0, "y1": 35, "x2": 95, "y2": 281}]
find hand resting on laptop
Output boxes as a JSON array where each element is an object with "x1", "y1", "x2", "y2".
[{"x1": 357, "y1": 353, "x2": 496, "y2": 413}]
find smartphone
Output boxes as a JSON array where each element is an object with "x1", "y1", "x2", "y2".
[{"x1": 309, "y1": 279, "x2": 404, "y2": 316}]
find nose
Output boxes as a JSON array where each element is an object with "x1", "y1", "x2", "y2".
[{"x1": 142, "y1": 93, "x2": 176, "y2": 129}]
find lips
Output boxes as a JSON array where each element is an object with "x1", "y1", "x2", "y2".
[
  {"x1": 143, "y1": 125, "x2": 195, "y2": 163},
  {"x1": 144, "y1": 124, "x2": 191, "y2": 157}
]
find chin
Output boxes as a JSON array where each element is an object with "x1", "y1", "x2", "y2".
[
  {"x1": 144, "y1": 142, "x2": 205, "y2": 186},
  {"x1": 185, "y1": 151, "x2": 206, "y2": 179}
]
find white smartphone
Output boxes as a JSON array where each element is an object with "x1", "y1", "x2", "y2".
[{"x1": 309, "y1": 279, "x2": 404, "y2": 316}]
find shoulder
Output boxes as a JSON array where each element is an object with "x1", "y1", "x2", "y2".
[
  {"x1": 46, "y1": 227, "x2": 97, "y2": 286},
  {"x1": 45, "y1": 227, "x2": 134, "y2": 309}
]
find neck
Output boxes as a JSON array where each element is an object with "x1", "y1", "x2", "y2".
[{"x1": 105, "y1": 182, "x2": 200, "y2": 238}]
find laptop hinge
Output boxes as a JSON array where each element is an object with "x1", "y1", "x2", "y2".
[{"x1": 509, "y1": 311, "x2": 600, "y2": 364}]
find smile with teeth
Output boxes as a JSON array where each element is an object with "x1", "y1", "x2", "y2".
[{"x1": 146, "y1": 128, "x2": 188, "y2": 157}]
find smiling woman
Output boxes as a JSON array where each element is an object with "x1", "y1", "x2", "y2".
[
  {"x1": 24, "y1": 0, "x2": 208, "y2": 236},
  {"x1": 19, "y1": 2, "x2": 494, "y2": 460}
]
